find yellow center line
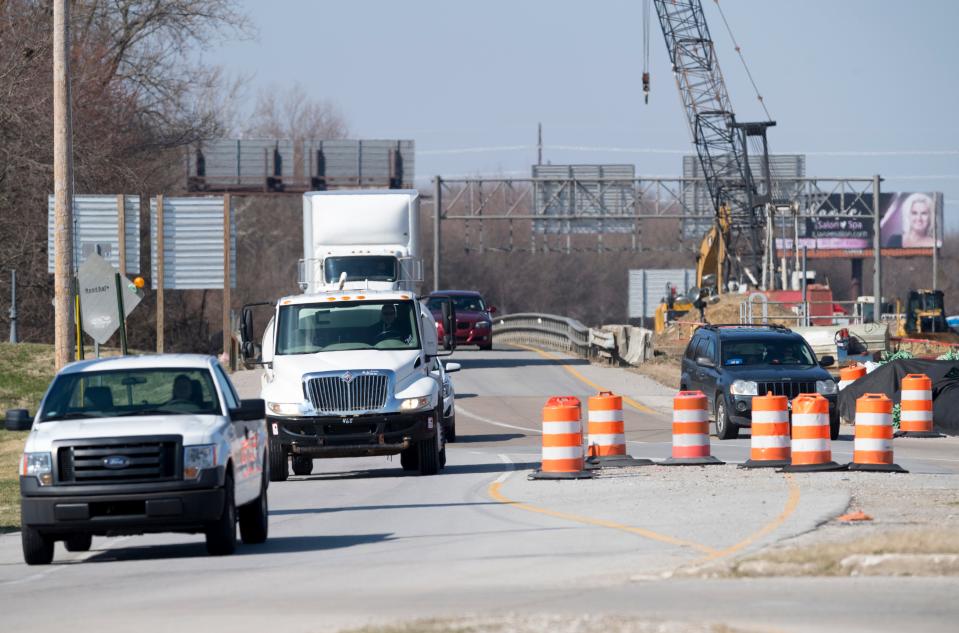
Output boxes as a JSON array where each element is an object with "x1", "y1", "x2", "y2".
[
  {"x1": 488, "y1": 481, "x2": 719, "y2": 555},
  {"x1": 507, "y1": 342, "x2": 660, "y2": 415}
]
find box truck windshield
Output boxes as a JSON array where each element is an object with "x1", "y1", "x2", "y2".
[
  {"x1": 324, "y1": 256, "x2": 398, "y2": 283},
  {"x1": 275, "y1": 300, "x2": 421, "y2": 354}
]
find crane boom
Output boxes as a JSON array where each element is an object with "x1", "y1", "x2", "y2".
[{"x1": 651, "y1": 0, "x2": 774, "y2": 287}]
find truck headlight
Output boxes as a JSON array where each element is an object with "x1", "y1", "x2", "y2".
[
  {"x1": 730, "y1": 380, "x2": 758, "y2": 396},
  {"x1": 816, "y1": 380, "x2": 838, "y2": 396},
  {"x1": 474, "y1": 321, "x2": 490, "y2": 330},
  {"x1": 183, "y1": 445, "x2": 217, "y2": 479},
  {"x1": 267, "y1": 402, "x2": 302, "y2": 416},
  {"x1": 400, "y1": 396, "x2": 432, "y2": 411},
  {"x1": 21, "y1": 452, "x2": 53, "y2": 486}
]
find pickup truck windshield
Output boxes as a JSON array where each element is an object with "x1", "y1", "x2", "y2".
[
  {"x1": 722, "y1": 339, "x2": 816, "y2": 367},
  {"x1": 39, "y1": 368, "x2": 221, "y2": 421},
  {"x1": 324, "y1": 256, "x2": 397, "y2": 283},
  {"x1": 276, "y1": 300, "x2": 421, "y2": 354}
]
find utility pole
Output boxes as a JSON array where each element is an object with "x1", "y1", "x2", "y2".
[
  {"x1": 53, "y1": 0, "x2": 74, "y2": 369},
  {"x1": 537, "y1": 123, "x2": 543, "y2": 165}
]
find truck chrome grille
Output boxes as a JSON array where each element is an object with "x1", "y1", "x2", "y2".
[
  {"x1": 56, "y1": 436, "x2": 180, "y2": 484},
  {"x1": 305, "y1": 373, "x2": 389, "y2": 414},
  {"x1": 755, "y1": 381, "x2": 816, "y2": 400}
]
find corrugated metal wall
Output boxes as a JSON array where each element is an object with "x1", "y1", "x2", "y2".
[
  {"x1": 149, "y1": 197, "x2": 236, "y2": 289},
  {"x1": 305, "y1": 139, "x2": 415, "y2": 186},
  {"x1": 628, "y1": 268, "x2": 697, "y2": 319},
  {"x1": 46, "y1": 195, "x2": 141, "y2": 274}
]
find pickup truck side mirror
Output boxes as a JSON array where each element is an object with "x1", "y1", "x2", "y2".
[
  {"x1": 229, "y1": 399, "x2": 265, "y2": 421},
  {"x1": 696, "y1": 356, "x2": 716, "y2": 369},
  {"x1": 819, "y1": 355, "x2": 835, "y2": 368},
  {"x1": 5, "y1": 409, "x2": 32, "y2": 431},
  {"x1": 444, "y1": 362, "x2": 461, "y2": 373}
]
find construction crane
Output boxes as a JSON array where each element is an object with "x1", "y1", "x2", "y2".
[{"x1": 648, "y1": 0, "x2": 776, "y2": 292}]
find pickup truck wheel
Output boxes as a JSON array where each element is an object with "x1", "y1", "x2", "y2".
[
  {"x1": 715, "y1": 396, "x2": 740, "y2": 440},
  {"x1": 291, "y1": 455, "x2": 313, "y2": 476},
  {"x1": 64, "y1": 533, "x2": 92, "y2": 552},
  {"x1": 21, "y1": 525, "x2": 54, "y2": 565},
  {"x1": 444, "y1": 412, "x2": 457, "y2": 443},
  {"x1": 205, "y1": 471, "x2": 237, "y2": 556},
  {"x1": 268, "y1": 435, "x2": 288, "y2": 482},
  {"x1": 239, "y1": 475, "x2": 269, "y2": 545}
]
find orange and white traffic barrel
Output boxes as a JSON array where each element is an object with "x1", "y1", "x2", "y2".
[
  {"x1": 838, "y1": 364, "x2": 866, "y2": 390},
  {"x1": 585, "y1": 391, "x2": 653, "y2": 468},
  {"x1": 741, "y1": 393, "x2": 790, "y2": 468},
  {"x1": 848, "y1": 393, "x2": 906, "y2": 473},
  {"x1": 783, "y1": 393, "x2": 845, "y2": 472},
  {"x1": 898, "y1": 373, "x2": 941, "y2": 438},
  {"x1": 529, "y1": 396, "x2": 592, "y2": 480},
  {"x1": 663, "y1": 391, "x2": 723, "y2": 466}
]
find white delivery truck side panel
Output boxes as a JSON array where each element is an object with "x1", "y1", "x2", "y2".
[{"x1": 301, "y1": 190, "x2": 420, "y2": 293}]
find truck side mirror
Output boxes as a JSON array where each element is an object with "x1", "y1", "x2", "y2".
[
  {"x1": 5, "y1": 409, "x2": 32, "y2": 431},
  {"x1": 441, "y1": 300, "x2": 456, "y2": 351}
]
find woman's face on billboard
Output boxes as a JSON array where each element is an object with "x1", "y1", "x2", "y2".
[{"x1": 909, "y1": 199, "x2": 931, "y2": 235}]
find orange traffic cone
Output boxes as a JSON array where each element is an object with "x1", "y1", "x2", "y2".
[
  {"x1": 529, "y1": 396, "x2": 592, "y2": 480},
  {"x1": 782, "y1": 393, "x2": 845, "y2": 472},
  {"x1": 838, "y1": 364, "x2": 866, "y2": 390},
  {"x1": 585, "y1": 391, "x2": 653, "y2": 468},
  {"x1": 848, "y1": 394, "x2": 907, "y2": 473},
  {"x1": 741, "y1": 393, "x2": 790, "y2": 468},
  {"x1": 897, "y1": 374, "x2": 942, "y2": 438},
  {"x1": 663, "y1": 391, "x2": 724, "y2": 466}
]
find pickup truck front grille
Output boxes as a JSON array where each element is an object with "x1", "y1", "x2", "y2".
[
  {"x1": 56, "y1": 436, "x2": 180, "y2": 484},
  {"x1": 305, "y1": 373, "x2": 389, "y2": 414},
  {"x1": 755, "y1": 381, "x2": 816, "y2": 400}
]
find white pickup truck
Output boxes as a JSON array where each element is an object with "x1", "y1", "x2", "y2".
[{"x1": 10, "y1": 354, "x2": 269, "y2": 565}]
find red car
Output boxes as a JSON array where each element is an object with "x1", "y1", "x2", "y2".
[{"x1": 428, "y1": 290, "x2": 496, "y2": 350}]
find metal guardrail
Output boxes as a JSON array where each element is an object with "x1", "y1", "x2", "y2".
[{"x1": 491, "y1": 313, "x2": 591, "y2": 356}]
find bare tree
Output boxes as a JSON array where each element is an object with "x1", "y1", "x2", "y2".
[{"x1": 244, "y1": 83, "x2": 349, "y2": 141}]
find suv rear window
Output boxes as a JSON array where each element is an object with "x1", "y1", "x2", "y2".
[{"x1": 722, "y1": 339, "x2": 815, "y2": 367}]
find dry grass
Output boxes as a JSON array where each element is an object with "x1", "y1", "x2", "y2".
[
  {"x1": 628, "y1": 356, "x2": 682, "y2": 389},
  {"x1": 729, "y1": 527, "x2": 959, "y2": 577},
  {"x1": 0, "y1": 430, "x2": 27, "y2": 531}
]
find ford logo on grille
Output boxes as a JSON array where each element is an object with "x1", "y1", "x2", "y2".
[
  {"x1": 341, "y1": 371, "x2": 354, "y2": 384},
  {"x1": 103, "y1": 455, "x2": 130, "y2": 469}
]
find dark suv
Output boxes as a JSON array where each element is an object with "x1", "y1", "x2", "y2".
[{"x1": 680, "y1": 324, "x2": 839, "y2": 440}]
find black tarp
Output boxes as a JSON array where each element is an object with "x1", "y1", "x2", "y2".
[{"x1": 838, "y1": 359, "x2": 959, "y2": 435}]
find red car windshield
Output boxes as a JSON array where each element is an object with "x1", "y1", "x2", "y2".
[{"x1": 428, "y1": 296, "x2": 486, "y2": 313}]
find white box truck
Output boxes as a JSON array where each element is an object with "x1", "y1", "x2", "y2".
[
  {"x1": 239, "y1": 190, "x2": 458, "y2": 480},
  {"x1": 299, "y1": 190, "x2": 421, "y2": 293}
]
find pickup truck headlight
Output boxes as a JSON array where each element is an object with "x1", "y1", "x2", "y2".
[
  {"x1": 267, "y1": 402, "x2": 302, "y2": 416},
  {"x1": 21, "y1": 452, "x2": 53, "y2": 486},
  {"x1": 730, "y1": 380, "x2": 758, "y2": 396},
  {"x1": 816, "y1": 380, "x2": 839, "y2": 396},
  {"x1": 474, "y1": 321, "x2": 490, "y2": 330},
  {"x1": 183, "y1": 445, "x2": 217, "y2": 479},
  {"x1": 400, "y1": 396, "x2": 432, "y2": 411}
]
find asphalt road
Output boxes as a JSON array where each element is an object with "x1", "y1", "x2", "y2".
[{"x1": 1, "y1": 347, "x2": 958, "y2": 632}]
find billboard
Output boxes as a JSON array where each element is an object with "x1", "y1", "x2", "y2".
[{"x1": 775, "y1": 192, "x2": 943, "y2": 253}]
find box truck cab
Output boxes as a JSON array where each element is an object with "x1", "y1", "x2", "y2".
[
  {"x1": 240, "y1": 289, "x2": 457, "y2": 479},
  {"x1": 299, "y1": 190, "x2": 421, "y2": 293}
]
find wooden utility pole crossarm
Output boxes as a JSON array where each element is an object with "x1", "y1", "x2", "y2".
[{"x1": 53, "y1": 0, "x2": 74, "y2": 369}]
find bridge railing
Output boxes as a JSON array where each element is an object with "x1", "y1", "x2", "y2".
[{"x1": 490, "y1": 313, "x2": 592, "y2": 357}]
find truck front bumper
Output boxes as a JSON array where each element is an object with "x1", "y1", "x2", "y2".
[
  {"x1": 268, "y1": 410, "x2": 438, "y2": 457},
  {"x1": 20, "y1": 468, "x2": 225, "y2": 536}
]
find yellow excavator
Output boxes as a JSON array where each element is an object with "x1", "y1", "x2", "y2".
[{"x1": 695, "y1": 205, "x2": 730, "y2": 294}]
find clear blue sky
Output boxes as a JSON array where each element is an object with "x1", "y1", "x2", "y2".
[{"x1": 208, "y1": 0, "x2": 959, "y2": 231}]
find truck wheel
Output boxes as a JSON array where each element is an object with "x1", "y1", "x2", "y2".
[
  {"x1": 715, "y1": 396, "x2": 739, "y2": 440},
  {"x1": 239, "y1": 473, "x2": 269, "y2": 545},
  {"x1": 64, "y1": 534, "x2": 92, "y2": 552},
  {"x1": 269, "y1": 435, "x2": 288, "y2": 482},
  {"x1": 205, "y1": 471, "x2": 237, "y2": 556},
  {"x1": 400, "y1": 446, "x2": 418, "y2": 471},
  {"x1": 417, "y1": 409, "x2": 442, "y2": 476},
  {"x1": 291, "y1": 455, "x2": 314, "y2": 476},
  {"x1": 22, "y1": 525, "x2": 54, "y2": 565}
]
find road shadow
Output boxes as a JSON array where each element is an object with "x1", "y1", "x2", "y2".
[
  {"x1": 452, "y1": 433, "x2": 525, "y2": 443},
  {"x1": 455, "y1": 392, "x2": 478, "y2": 399},
  {"x1": 271, "y1": 501, "x2": 501, "y2": 516},
  {"x1": 442, "y1": 461, "x2": 538, "y2": 475},
  {"x1": 288, "y1": 460, "x2": 537, "y2": 480},
  {"x1": 82, "y1": 533, "x2": 393, "y2": 563}
]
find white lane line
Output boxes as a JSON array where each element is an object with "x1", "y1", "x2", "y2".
[
  {"x1": 495, "y1": 453, "x2": 515, "y2": 484},
  {"x1": 456, "y1": 405, "x2": 542, "y2": 435}
]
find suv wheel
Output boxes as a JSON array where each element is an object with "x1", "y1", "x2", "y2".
[
  {"x1": 829, "y1": 409, "x2": 840, "y2": 441},
  {"x1": 715, "y1": 395, "x2": 740, "y2": 440}
]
